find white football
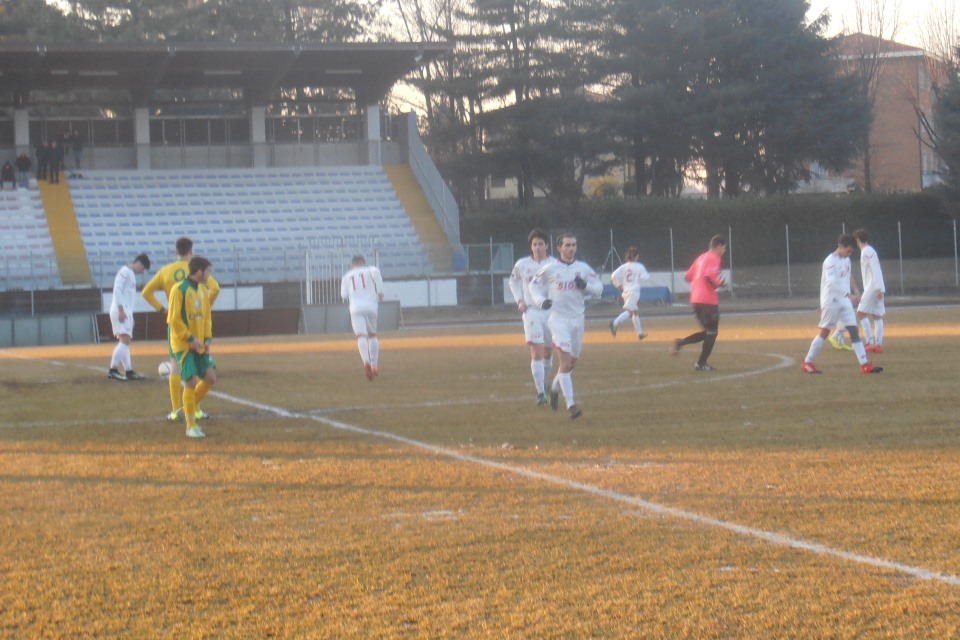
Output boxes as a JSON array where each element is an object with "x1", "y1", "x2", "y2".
[{"x1": 158, "y1": 361, "x2": 172, "y2": 378}]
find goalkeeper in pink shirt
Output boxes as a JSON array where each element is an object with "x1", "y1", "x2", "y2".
[{"x1": 673, "y1": 235, "x2": 727, "y2": 371}]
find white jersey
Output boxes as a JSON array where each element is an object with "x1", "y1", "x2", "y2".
[
  {"x1": 611, "y1": 261, "x2": 650, "y2": 310},
  {"x1": 341, "y1": 265, "x2": 383, "y2": 313},
  {"x1": 110, "y1": 264, "x2": 138, "y2": 313},
  {"x1": 509, "y1": 255, "x2": 556, "y2": 306},
  {"x1": 820, "y1": 252, "x2": 853, "y2": 309},
  {"x1": 530, "y1": 259, "x2": 603, "y2": 320},
  {"x1": 859, "y1": 244, "x2": 884, "y2": 294}
]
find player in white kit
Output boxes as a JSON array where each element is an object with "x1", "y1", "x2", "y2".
[
  {"x1": 508, "y1": 229, "x2": 556, "y2": 406},
  {"x1": 801, "y1": 235, "x2": 882, "y2": 374},
  {"x1": 608, "y1": 246, "x2": 651, "y2": 340},
  {"x1": 341, "y1": 255, "x2": 384, "y2": 381},
  {"x1": 530, "y1": 233, "x2": 603, "y2": 419},
  {"x1": 854, "y1": 228, "x2": 886, "y2": 353},
  {"x1": 107, "y1": 253, "x2": 151, "y2": 381}
]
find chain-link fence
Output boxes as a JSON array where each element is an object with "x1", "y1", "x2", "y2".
[
  {"x1": 2, "y1": 220, "x2": 957, "y2": 311},
  {"x1": 524, "y1": 218, "x2": 960, "y2": 299}
]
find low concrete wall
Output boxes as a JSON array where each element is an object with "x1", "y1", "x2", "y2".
[
  {"x1": 94, "y1": 308, "x2": 301, "y2": 343},
  {"x1": 302, "y1": 301, "x2": 400, "y2": 335},
  {"x1": 0, "y1": 314, "x2": 97, "y2": 347}
]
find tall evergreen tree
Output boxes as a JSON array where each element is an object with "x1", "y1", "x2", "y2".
[
  {"x1": 580, "y1": 0, "x2": 703, "y2": 198},
  {"x1": 694, "y1": 0, "x2": 868, "y2": 196},
  {"x1": 61, "y1": 0, "x2": 380, "y2": 42},
  {"x1": 0, "y1": 0, "x2": 85, "y2": 40},
  {"x1": 457, "y1": 0, "x2": 613, "y2": 205},
  {"x1": 933, "y1": 62, "x2": 960, "y2": 193}
]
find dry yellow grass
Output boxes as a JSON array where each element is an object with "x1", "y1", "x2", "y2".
[{"x1": 2, "y1": 306, "x2": 960, "y2": 638}]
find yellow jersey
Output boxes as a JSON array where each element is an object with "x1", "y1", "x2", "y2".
[
  {"x1": 167, "y1": 278, "x2": 213, "y2": 353},
  {"x1": 142, "y1": 258, "x2": 220, "y2": 312}
]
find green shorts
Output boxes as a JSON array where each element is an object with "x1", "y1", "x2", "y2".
[{"x1": 174, "y1": 350, "x2": 216, "y2": 382}]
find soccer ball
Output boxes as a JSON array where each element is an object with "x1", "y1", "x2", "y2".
[{"x1": 158, "y1": 361, "x2": 172, "y2": 378}]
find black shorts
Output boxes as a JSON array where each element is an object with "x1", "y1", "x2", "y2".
[{"x1": 693, "y1": 303, "x2": 720, "y2": 329}]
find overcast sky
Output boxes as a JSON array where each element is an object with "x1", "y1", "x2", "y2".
[{"x1": 806, "y1": 0, "x2": 936, "y2": 47}]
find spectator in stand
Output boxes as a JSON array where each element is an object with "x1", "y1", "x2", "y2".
[
  {"x1": 47, "y1": 141, "x2": 63, "y2": 184},
  {"x1": 71, "y1": 131, "x2": 84, "y2": 170},
  {"x1": 35, "y1": 142, "x2": 48, "y2": 182},
  {"x1": 15, "y1": 153, "x2": 32, "y2": 189},
  {"x1": 0, "y1": 162, "x2": 15, "y2": 191}
]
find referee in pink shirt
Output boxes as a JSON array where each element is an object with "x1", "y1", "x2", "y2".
[{"x1": 673, "y1": 235, "x2": 727, "y2": 371}]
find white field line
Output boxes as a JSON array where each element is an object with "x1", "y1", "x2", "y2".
[
  {"x1": 5, "y1": 350, "x2": 960, "y2": 586},
  {"x1": 214, "y1": 386, "x2": 960, "y2": 587}
]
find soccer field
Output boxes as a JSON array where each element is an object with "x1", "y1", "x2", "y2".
[{"x1": 2, "y1": 306, "x2": 959, "y2": 638}]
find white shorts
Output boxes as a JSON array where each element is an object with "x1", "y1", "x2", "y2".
[
  {"x1": 522, "y1": 307, "x2": 551, "y2": 346},
  {"x1": 350, "y1": 309, "x2": 378, "y2": 336},
  {"x1": 549, "y1": 314, "x2": 585, "y2": 358},
  {"x1": 857, "y1": 290, "x2": 885, "y2": 317},
  {"x1": 819, "y1": 300, "x2": 857, "y2": 330},
  {"x1": 110, "y1": 307, "x2": 133, "y2": 338},
  {"x1": 621, "y1": 288, "x2": 640, "y2": 312}
]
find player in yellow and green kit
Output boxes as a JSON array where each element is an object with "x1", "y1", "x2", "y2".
[
  {"x1": 142, "y1": 236, "x2": 220, "y2": 422},
  {"x1": 167, "y1": 256, "x2": 217, "y2": 438}
]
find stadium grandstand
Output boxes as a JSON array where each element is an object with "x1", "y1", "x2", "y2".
[{"x1": 0, "y1": 42, "x2": 468, "y2": 343}]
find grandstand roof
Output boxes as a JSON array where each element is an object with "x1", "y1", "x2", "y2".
[{"x1": 0, "y1": 41, "x2": 451, "y2": 105}]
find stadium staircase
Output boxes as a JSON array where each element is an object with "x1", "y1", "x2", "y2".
[
  {"x1": 384, "y1": 164, "x2": 453, "y2": 272},
  {"x1": 38, "y1": 180, "x2": 93, "y2": 286},
  {"x1": 67, "y1": 166, "x2": 445, "y2": 287},
  {"x1": 0, "y1": 187, "x2": 61, "y2": 289}
]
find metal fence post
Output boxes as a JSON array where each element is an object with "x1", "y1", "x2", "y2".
[
  {"x1": 727, "y1": 224, "x2": 734, "y2": 296},
  {"x1": 489, "y1": 236, "x2": 495, "y2": 307},
  {"x1": 669, "y1": 227, "x2": 675, "y2": 296},
  {"x1": 785, "y1": 224, "x2": 792, "y2": 298},
  {"x1": 898, "y1": 220, "x2": 904, "y2": 296},
  {"x1": 954, "y1": 218, "x2": 958, "y2": 288}
]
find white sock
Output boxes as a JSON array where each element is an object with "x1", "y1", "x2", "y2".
[
  {"x1": 860, "y1": 318, "x2": 873, "y2": 344},
  {"x1": 531, "y1": 359, "x2": 545, "y2": 394},
  {"x1": 357, "y1": 336, "x2": 369, "y2": 365},
  {"x1": 852, "y1": 341, "x2": 869, "y2": 364},
  {"x1": 614, "y1": 311, "x2": 630, "y2": 328},
  {"x1": 543, "y1": 356, "x2": 553, "y2": 375},
  {"x1": 121, "y1": 344, "x2": 131, "y2": 371},
  {"x1": 369, "y1": 337, "x2": 380, "y2": 367},
  {"x1": 110, "y1": 342, "x2": 124, "y2": 369},
  {"x1": 874, "y1": 320, "x2": 883, "y2": 346},
  {"x1": 805, "y1": 335, "x2": 824, "y2": 363},
  {"x1": 557, "y1": 371, "x2": 574, "y2": 408},
  {"x1": 632, "y1": 316, "x2": 644, "y2": 335}
]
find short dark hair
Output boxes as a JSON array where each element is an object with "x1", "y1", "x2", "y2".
[
  {"x1": 175, "y1": 236, "x2": 193, "y2": 258},
  {"x1": 710, "y1": 235, "x2": 727, "y2": 249},
  {"x1": 853, "y1": 229, "x2": 869, "y2": 244},
  {"x1": 351, "y1": 255, "x2": 366, "y2": 266},
  {"x1": 838, "y1": 234, "x2": 856, "y2": 249},
  {"x1": 624, "y1": 246, "x2": 639, "y2": 262},
  {"x1": 556, "y1": 232, "x2": 577, "y2": 248},
  {"x1": 528, "y1": 228, "x2": 548, "y2": 245},
  {"x1": 188, "y1": 256, "x2": 211, "y2": 276},
  {"x1": 134, "y1": 253, "x2": 151, "y2": 270}
]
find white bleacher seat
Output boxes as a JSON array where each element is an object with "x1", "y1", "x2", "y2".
[
  {"x1": 68, "y1": 166, "x2": 434, "y2": 286},
  {"x1": 0, "y1": 190, "x2": 62, "y2": 289}
]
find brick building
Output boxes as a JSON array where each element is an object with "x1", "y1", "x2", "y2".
[{"x1": 837, "y1": 33, "x2": 947, "y2": 193}]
